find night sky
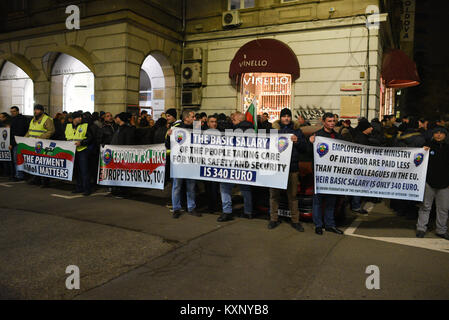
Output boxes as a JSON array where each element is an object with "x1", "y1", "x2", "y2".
[{"x1": 404, "y1": 0, "x2": 449, "y2": 119}]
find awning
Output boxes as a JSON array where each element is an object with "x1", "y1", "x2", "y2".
[
  {"x1": 381, "y1": 49, "x2": 420, "y2": 88},
  {"x1": 229, "y1": 39, "x2": 300, "y2": 84}
]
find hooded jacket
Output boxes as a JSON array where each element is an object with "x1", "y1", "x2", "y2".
[{"x1": 272, "y1": 120, "x2": 306, "y2": 172}]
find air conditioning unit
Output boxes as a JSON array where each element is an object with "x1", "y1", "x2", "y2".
[
  {"x1": 222, "y1": 10, "x2": 241, "y2": 28},
  {"x1": 184, "y1": 47, "x2": 202, "y2": 61},
  {"x1": 182, "y1": 88, "x2": 202, "y2": 106},
  {"x1": 182, "y1": 62, "x2": 202, "y2": 85}
]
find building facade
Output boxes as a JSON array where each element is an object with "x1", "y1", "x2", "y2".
[{"x1": 0, "y1": 0, "x2": 408, "y2": 121}]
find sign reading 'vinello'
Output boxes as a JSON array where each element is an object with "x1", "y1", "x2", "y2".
[
  {"x1": 313, "y1": 137, "x2": 429, "y2": 201},
  {"x1": 170, "y1": 128, "x2": 293, "y2": 189}
]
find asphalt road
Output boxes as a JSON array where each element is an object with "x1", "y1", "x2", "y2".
[{"x1": 0, "y1": 177, "x2": 448, "y2": 300}]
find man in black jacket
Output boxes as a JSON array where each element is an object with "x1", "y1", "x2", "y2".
[
  {"x1": 268, "y1": 108, "x2": 306, "y2": 232},
  {"x1": 309, "y1": 113, "x2": 344, "y2": 235},
  {"x1": 108, "y1": 113, "x2": 136, "y2": 197},
  {"x1": 111, "y1": 113, "x2": 136, "y2": 145},
  {"x1": 416, "y1": 126, "x2": 449, "y2": 240},
  {"x1": 392, "y1": 118, "x2": 426, "y2": 219},
  {"x1": 216, "y1": 112, "x2": 255, "y2": 222},
  {"x1": 98, "y1": 112, "x2": 118, "y2": 145},
  {"x1": 166, "y1": 109, "x2": 199, "y2": 218},
  {"x1": 9, "y1": 106, "x2": 29, "y2": 180}
]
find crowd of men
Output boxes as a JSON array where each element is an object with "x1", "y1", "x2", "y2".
[{"x1": 0, "y1": 105, "x2": 448, "y2": 240}]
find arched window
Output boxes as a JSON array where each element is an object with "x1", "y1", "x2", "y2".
[
  {"x1": 0, "y1": 61, "x2": 34, "y2": 115},
  {"x1": 140, "y1": 53, "x2": 175, "y2": 119},
  {"x1": 50, "y1": 53, "x2": 94, "y2": 114}
]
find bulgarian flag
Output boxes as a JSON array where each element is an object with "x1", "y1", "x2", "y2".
[{"x1": 245, "y1": 97, "x2": 258, "y2": 132}]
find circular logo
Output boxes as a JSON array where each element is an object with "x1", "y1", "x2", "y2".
[
  {"x1": 316, "y1": 143, "x2": 329, "y2": 158},
  {"x1": 414, "y1": 152, "x2": 424, "y2": 167},
  {"x1": 103, "y1": 149, "x2": 112, "y2": 165},
  {"x1": 2, "y1": 130, "x2": 7, "y2": 141},
  {"x1": 35, "y1": 141, "x2": 43, "y2": 154},
  {"x1": 277, "y1": 137, "x2": 289, "y2": 153},
  {"x1": 176, "y1": 130, "x2": 187, "y2": 145}
]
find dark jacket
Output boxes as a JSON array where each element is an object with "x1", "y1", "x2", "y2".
[
  {"x1": 353, "y1": 131, "x2": 381, "y2": 146},
  {"x1": 10, "y1": 114, "x2": 29, "y2": 146},
  {"x1": 51, "y1": 119, "x2": 66, "y2": 141},
  {"x1": 272, "y1": 120, "x2": 306, "y2": 172},
  {"x1": 338, "y1": 126, "x2": 355, "y2": 142},
  {"x1": 425, "y1": 139, "x2": 449, "y2": 189},
  {"x1": 314, "y1": 127, "x2": 343, "y2": 140},
  {"x1": 234, "y1": 120, "x2": 255, "y2": 131},
  {"x1": 259, "y1": 120, "x2": 272, "y2": 130},
  {"x1": 110, "y1": 124, "x2": 136, "y2": 145},
  {"x1": 394, "y1": 129, "x2": 425, "y2": 148},
  {"x1": 153, "y1": 125, "x2": 168, "y2": 144},
  {"x1": 135, "y1": 127, "x2": 154, "y2": 145},
  {"x1": 99, "y1": 122, "x2": 118, "y2": 145}
]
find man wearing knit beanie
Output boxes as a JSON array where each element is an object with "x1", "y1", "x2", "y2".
[
  {"x1": 268, "y1": 108, "x2": 307, "y2": 232},
  {"x1": 165, "y1": 108, "x2": 178, "y2": 126},
  {"x1": 417, "y1": 126, "x2": 449, "y2": 240}
]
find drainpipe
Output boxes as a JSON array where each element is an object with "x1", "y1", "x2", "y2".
[
  {"x1": 180, "y1": 0, "x2": 186, "y2": 112},
  {"x1": 365, "y1": 18, "x2": 370, "y2": 119}
]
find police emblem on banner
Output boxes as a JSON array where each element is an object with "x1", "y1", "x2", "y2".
[
  {"x1": 413, "y1": 153, "x2": 424, "y2": 167},
  {"x1": 277, "y1": 137, "x2": 289, "y2": 153},
  {"x1": 317, "y1": 143, "x2": 329, "y2": 157},
  {"x1": 175, "y1": 130, "x2": 187, "y2": 145},
  {"x1": 2, "y1": 130, "x2": 7, "y2": 141},
  {"x1": 103, "y1": 149, "x2": 112, "y2": 165},
  {"x1": 35, "y1": 141, "x2": 43, "y2": 154}
]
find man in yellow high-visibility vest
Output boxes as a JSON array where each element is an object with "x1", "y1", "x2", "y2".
[
  {"x1": 65, "y1": 112, "x2": 93, "y2": 196},
  {"x1": 25, "y1": 104, "x2": 55, "y2": 187}
]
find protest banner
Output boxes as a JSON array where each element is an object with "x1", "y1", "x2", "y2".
[
  {"x1": 97, "y1": 144, "x2": 166, "y2": 189},
  {"x1": 170, "y1": 128, "x2": 293, "y2": 189},
  {"x1": 0, "y1": 128, "x2": 11, "y2": 161},
  {"x1": 313, "y1": 136, "x2": 429, "y2": 201},
  {"x1": 15, "y1": 136, "x2": 76, "y2": 180}
]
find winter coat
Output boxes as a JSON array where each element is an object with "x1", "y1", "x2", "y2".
[
  {"x1": 314, "y1": 127, "x2": 343, "y2": 140},
  {"x1": 153, "y1": 125, "x2": 168, "y2": 144},
  {"x1": 234, "y1": 120, "x2": 255, "y2": 131},
  {"x1": 425, "y1": 139, "x2": 449, "y2": 189},
  {"x1": 353, "y1": 130, "x2": 381, "y2": 146},
  {"x1": 10, "y1": 114, "x2": 29, "y2": 146},
  {"x1": 394, "y1": 129, "x2": 425, "y2": 148},
  {"x1": 110, "y1": 124, "x2": 136, "y2": 145},
  {"x1": 99, "y1": 122, "x2": 118, "y2": 145}
]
